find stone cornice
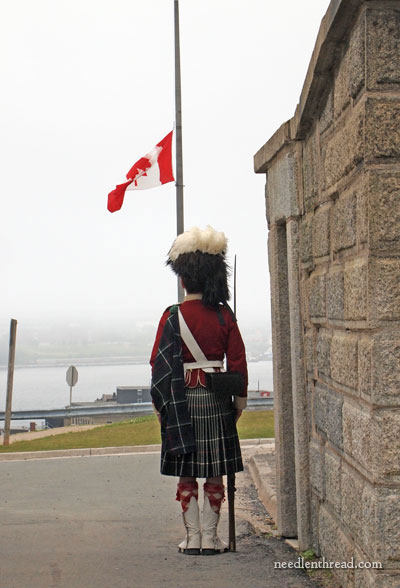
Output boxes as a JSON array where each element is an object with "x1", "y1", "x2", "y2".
[{"x1": 254, "y1": 0, "x2": 363, "y2": 173}]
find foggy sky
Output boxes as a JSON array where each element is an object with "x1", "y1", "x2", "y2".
[{"x1": 1, "y1": 0, "x2": 331, "y2": 335}]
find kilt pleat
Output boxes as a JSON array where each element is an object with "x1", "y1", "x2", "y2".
[{"x1": 160, "y1": 385, "x2": 243, "y2": 478}]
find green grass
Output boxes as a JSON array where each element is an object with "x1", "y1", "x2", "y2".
[
  {"x1": 0, "y1": 411, "x2": 274, "y2": 453},
  {"x1": 237, "y1": 409, "x2": 274, "y2": 440}
]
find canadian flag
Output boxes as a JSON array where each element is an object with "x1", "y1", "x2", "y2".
[{"x1": 107, "y1": 131, "x2": 174, "y2": 213}]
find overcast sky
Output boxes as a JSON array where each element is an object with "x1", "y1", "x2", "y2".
[{"x1": 1, "y1": 0, "x2": 331, "y2": 333}]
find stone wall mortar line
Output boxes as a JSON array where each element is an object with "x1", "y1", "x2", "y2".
[
  {"x1": 316, "y1": 374, "x2": 400, "y2": 409},
  {"x1": 301, "y1": 248, "x2": 400, "y2": 273},
  {"x1": 308, "y1": 319, "x2": 400, "y2": 336},
  {"x1": 366, "y1": 0, "x2": 400, "y2": 8},
  {"x1": 322, "y1": 160, "x2": 400, "y2": 203},
  {"x1": 366, "y1": 162, "x2": 400, "y2": 171},
  {"x1": 321, "y1": 163, "x2": 366, "y2": 200},
  {"x1": 323, "y1": 438, "x2": 400, "y2": 489},
  {"x1": 318, "y1": 501, "x2": 360, "y2": 557},
  {"x1": 319, "y1": 495, "x2": 400, "y2": 572}
]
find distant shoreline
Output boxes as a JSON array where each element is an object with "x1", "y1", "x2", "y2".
[
  {"x1": 0, "y1": 359, "x2": 151, "y2": 370},
  {"x1": 0, "y1": 357, "x2": 272, "y2": 370}
]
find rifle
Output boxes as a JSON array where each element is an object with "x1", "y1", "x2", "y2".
[
  {"x1": 228, "y1": 254, "x2": 237, "y2": 552},
  {"x1": 227, "y1": 473, "x2": 236, "y2": 551}
]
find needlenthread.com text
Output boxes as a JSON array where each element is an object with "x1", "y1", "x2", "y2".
[{"x1": 274, "y1": 557, "x2": 382, "y2": 570}]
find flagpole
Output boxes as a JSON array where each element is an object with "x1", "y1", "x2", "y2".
[{"x1": 174, "y1": 0, "x2": 185, "y2": 303}]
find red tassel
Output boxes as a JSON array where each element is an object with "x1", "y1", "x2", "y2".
[
  {"x1": 176, "y1": 482, "x2": 199, "y2": 512},
  {"x1": 204, "y1": 483, "x2": 225, "y2": 513}
]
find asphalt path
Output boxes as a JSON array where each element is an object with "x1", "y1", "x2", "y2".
[{"x1": 0, "y1": 452, "x2": 319, "y2": 588}]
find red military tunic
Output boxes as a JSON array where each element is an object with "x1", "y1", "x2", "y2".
[{"x1": 150, "y1": 296, "x2": 248, "y2": 407}]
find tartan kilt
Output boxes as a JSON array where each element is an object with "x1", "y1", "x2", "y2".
[{"x1": 160, "y1": 385, "x2": 243, "y2": 478}]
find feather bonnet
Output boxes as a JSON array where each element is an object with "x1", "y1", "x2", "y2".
[{"x1": 168, "y1": 225, "x2": 227, "y2": 262}]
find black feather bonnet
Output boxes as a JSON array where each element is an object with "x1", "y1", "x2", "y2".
[{"x1": 167, "y1": 226, "x2": 230, "y2": 309}]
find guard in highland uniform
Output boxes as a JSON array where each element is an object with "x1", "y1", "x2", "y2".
[{"x1": 150, "y1": 226, "x2": 248, "y2": 555}]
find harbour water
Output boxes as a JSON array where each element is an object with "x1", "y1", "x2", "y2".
[{"x1": 0, "y1": 361, "x2": 273, "y2": 411}]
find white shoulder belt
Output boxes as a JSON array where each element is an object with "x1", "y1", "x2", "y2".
[{"x1": 178, "y1": 309, "x2": 224, "y2": 373}]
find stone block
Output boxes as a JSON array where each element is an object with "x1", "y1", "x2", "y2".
[
  {"x1": 309, "y1": 273, "x2": 326, "y2": 320},
  {"x1": 314, "y1": 384, "x2": 343, "y2": 450},
  {"x1": 334, "y1": 48, "x2": 351, "y2": 119},
  {"x1": 366, "y1": 97, "x2": 400, "y2": 161},
  {"x1": 343, "y1": 400, "x2": 400, "y2": 482},
  {"x1": 343, "y1": 400, "x2": 372, "y2": 474},
  {"x1": 357, "y1": 175, "x2": 369, "y2": 246},
  {"x1": 341, "y1": 464, "x2": 364, "y2": 546},
  {"x1": 371, "y1": 572, "x2": 400, "y2": 588},
  {"x1": 264, "y1": 181, "x2": 270, "y2": 227},
  {"x1": 306, "y1": 378, "x2": 313, "y2": 437},
  {"x1": 349, "y1": 15, "x2": 366, "y2": 99},
  {"x1": 323, "y1": 103, "x2": 364, "y2": 189},
  {"x1": 371, "y1": 329, "x2": 400, "y2": 405},
  {"x1": 269, "y1": 225, "x2": 298, "y2": 537},
  {"x1": 369, "y1": 257, "x2": 400, "y2": 322},
  {"x1": 358, "y1": 337, "x2": 373, "y2": 398},
  {"x1": 301, "y1": 276, "x2": 310, "y2": 324},
  {"x1": 344, "y1": 261, "x2": 367, "y2": 321},
  {"x1": 373, "y1": 410, "x2": 400, "y2": 484},
  {"x1": 373, "y1": 486, "x2": 400, "y2": 566},
  {"x1": 366, "y1": 9, "x2": 400, "y2": 90},
  {"x1": 300, "y1": 213, "x2": 313, "y2": 263},
  {"x1": 330, "y1": 333, "x2": 358, "y2": 389},
  {"x1": 369, "y1": 170, "x2": 400, "y2": 251},
  {"x1": 314, "y1": 384, "x2": 328, "y2": 440},
  {"x1": 327, "y1": 391, "x2": 344, "y2": 451},
  {"x1": 360, "y1": 482, "x2": 376, "y2": 560},
  {"x1": 333, "y1": 190, "x2": 357, "y2": 253},
  {"x1": 319, "y1": 505, "x2": 355, "y2": 587},
  {"x1": 309, "y1": 439, "x2": 325, "y2": 498},
  {"x1": 320, "y1": 90, "x2": 333, "y2": 134},
  {"x1": 266, "y1": 149, "x2": 299, "y2": 224},
  {"x1": 304, "y1": 329, "x2": 315, "y2": 374},
  {"x1": 316, "y1": 329, "x2": 332, "y2": 378},
  {"x1": 327, "y1": 268, "x2": 344, "y2": 321},
  {"x1": 352, "y1": 555, "x2": 376, "y2": 588},
  {"x1": 303, "y1": 132, "x2": 319, "y2": 212},
  {"x1": 310, "y1": 491, "x2": 320, "y2": 556},
  {"x1": 325, "y1": 450, "x2": 341, "y2": 517},
  {"x1": 313, "y1": 204, "x2": 331, "y2": 258}
]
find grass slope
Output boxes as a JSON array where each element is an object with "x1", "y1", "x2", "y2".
[{"x1": 0, "y1": 411, "x2": 274, "y2": 453}]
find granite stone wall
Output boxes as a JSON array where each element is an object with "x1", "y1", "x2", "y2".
[{"x1": 255, "y1": 2, "x2": 400, "y2": 586}]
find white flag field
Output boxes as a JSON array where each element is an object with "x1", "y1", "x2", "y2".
[{"x1": 107, "y1": 131, "x2": 174, "y2": 212}]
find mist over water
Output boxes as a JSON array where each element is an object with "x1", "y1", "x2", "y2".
[{"x1": 0, "y1": 361, "x2": 273, "y2": 411}]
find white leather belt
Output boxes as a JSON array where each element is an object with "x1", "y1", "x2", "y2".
[
  {"x1": 183, "y1": 360, "x2": 224, "y2": 373},
  {"x1": 178, "y1": 310, "x2": 225, "y2": 374}
]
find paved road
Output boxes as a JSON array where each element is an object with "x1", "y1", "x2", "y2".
[{"x1": 0, "y1": 452, "x2": 319, "y2": 588}]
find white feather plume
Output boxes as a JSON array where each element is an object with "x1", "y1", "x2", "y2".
[{"x1": 168, "y1": 225, "x2": 228, "y2": 261}]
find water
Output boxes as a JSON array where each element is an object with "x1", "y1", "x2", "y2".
[{"x1": 0, "y1": 361, "x2": 273, "y2": 411}]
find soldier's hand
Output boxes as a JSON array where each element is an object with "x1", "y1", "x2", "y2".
[{"x1": 235, "y1": 409, "x2": 243, "y2": 423}]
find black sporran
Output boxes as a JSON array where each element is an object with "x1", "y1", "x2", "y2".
[{"x1": 205, "y1": 371, "x2": 244, "y2": 397}]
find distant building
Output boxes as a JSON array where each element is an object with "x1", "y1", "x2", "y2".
[
  {"x1": 116, "y1": 387, "x2": 151, "y2": 404},
  {"x1": 64, "y1": 386, "x2": 153, "y2": 426}
]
